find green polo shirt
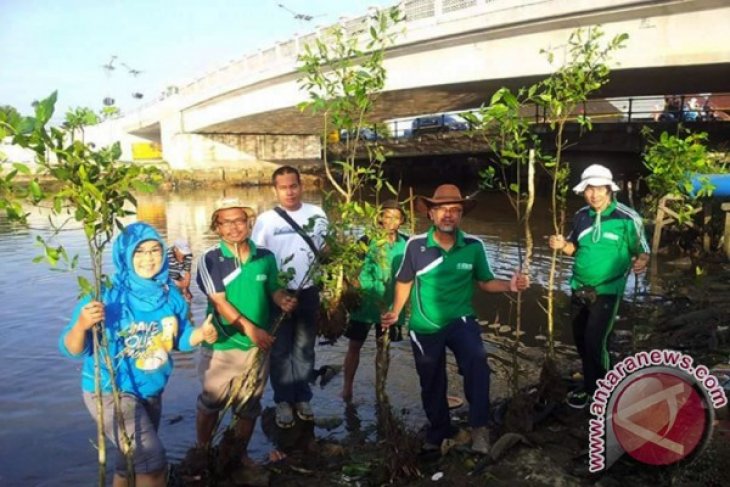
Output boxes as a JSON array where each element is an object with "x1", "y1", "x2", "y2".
[
  {"x1": 196, "y1": 239, "x2": 280, "y2": 351},
  {"x1": 396, "y1": 227, "x2": 495, "y2": 334},
  {"x1": 568, "y1": 200, "x2": 650, "y2": 295},
  {"x1": 349, "y1": 233, "x2": 408, "y2": 325}
]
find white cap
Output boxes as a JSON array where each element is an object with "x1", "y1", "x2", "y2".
[
  {"x1": 173, "y1": 238, "x2": 192, "y2": 255},
  {"x1": 572, "y1": 164, "x2": 620, "y2": 194}
]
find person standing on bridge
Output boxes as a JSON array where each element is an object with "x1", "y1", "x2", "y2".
[
  {"x1": 549, "y1": 164, "x2": 650, "y2": 409},
  {"x1": 252, "y1": 166, "x2": 329, "y2": 428},
  {"x1": 381, "y1": 184, "x2": 530, "y2": 455}
]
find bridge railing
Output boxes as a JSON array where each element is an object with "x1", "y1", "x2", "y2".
[
  {"x1": 160, "y1": 0, "x2": 521, "y2": 103},
  {"x1": 375, "y1": 93, "x2": 730, "y2": 140}
]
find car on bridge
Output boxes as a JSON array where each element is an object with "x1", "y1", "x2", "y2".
[
  {"x1": 411, "y1": 114, "x2": 468, "y2": 137},
  {"x1": 339, "y1": 127, "x2": 382, "y2": 142}
]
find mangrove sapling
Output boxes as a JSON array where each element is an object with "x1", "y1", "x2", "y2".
[
  {"x1": 464, "y1": 87, "x2": 540, "y2": 393},
  {"x1": 297, "y1": 10, "x2": 421, "y2": 480},
  {"x1": 297, "y1": 6, "x2": 403, "y2": 349},
  {"x1": 3, "y1": 92, "x2": 163, "y2": 486},
  {"x1": 641, "y1": 126, "x2": 727, "y2": 261},
  {"x1": 534, "y1": 26, "x2": 628, "y2": 358}
]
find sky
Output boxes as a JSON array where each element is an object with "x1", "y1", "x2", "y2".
[{"x1": 0, "y1": 0, "x2": 396, "y2": 121}]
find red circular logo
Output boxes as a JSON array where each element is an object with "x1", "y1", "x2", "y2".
[{"x1": 611, "y1": 371, "x2": 708, "y2": 465}]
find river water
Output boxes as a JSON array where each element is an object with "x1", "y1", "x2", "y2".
[{"x1": 0, "y1": 186, "x2": 647, "y2": 485}]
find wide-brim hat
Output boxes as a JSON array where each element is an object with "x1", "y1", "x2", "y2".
[
  {"x1": 210, "y1": 197, "x2": 256, "y2": 230},
  {"x1": 380, "y1": 199, "x2": 406, "y2": 219},
  {"x1": 573, "y1": 164, "x2": 620, "y2": 194},
  {"x1": 414, "y1": 184, "x2": 478, "y2": 215}
]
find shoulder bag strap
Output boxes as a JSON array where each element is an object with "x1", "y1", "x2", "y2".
[{"x1": 273, "y1": 207, "x2": 321, "y2": 259}]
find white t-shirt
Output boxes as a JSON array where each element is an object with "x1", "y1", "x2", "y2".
[{"x1": 251, "y1": 203, "x2": 328, "y2": 290}]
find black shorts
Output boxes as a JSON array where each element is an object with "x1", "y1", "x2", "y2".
[{"x1": 344, "y1": 320, "x2": 401, "y2": 343}]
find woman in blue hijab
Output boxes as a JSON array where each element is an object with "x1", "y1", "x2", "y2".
[{"x1": 60, "y1": 222, "x2": 217, "y2": 486}]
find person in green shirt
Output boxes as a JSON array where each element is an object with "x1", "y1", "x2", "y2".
[
  {"x1": 195, "y1": 197, "x2": 297, "y2": 465},
  {"x1": 341, "y1": 199, "x2": 408, "y2": 402},
  {"x1": 381, "y1": 184, "x2": 529, "y2": 455},
  {"x1": 550, "y1": 164, "x2": 650, "y2": 409}
]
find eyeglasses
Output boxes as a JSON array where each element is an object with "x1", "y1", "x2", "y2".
[
  {"x1": 217, "y1": 218, "x2": 248, "y2": 229},
  {"x1": 432, "y1": 206, "x2": 463, "y2": 215},
  {"x1": 134, "y1": 247, "x2": 163, "y2": 257}
]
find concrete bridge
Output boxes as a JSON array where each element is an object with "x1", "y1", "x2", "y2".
[{"x1": 88, "y1": 0, "x2": 730, "y2": 173}]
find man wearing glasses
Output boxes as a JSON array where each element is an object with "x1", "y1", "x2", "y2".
[
  {"x1": 195, "y1": 197, "x2": 296, "y2": 465},
  {"x1": 381, "y1": 184, "x2": 529, "y2": 455}
]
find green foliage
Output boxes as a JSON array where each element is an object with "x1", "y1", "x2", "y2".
[
  {"x1": 642, "y1": 127, "x2": 727, "y2": 224},
  {"x1": 64, "y1": 106, "x2": 99, "y2": 142},
  {"x1": 537, "y1": 27, "x2": 628, "y2": 130},
  {"x1": 3, "y1": 91, "x2": 163, "y2": 293},
  {"x1": 534, "y1": 25, "x2": 627, "y2": 231},
  {"x1": 465, "y1": 86, "x2": 541, "y2": 212},
  {"x1": 297, "y1": 7, "x2": 405, "y2": 319},
  {"x1": 1, "y1": 105, "x2": 22, "y2": 132},
  {"x1": 298, "y1": 6, "x2": 403, "y2": 202},
  {"x1": 2, "y1": 91, "x2": 160, "y2": 481},
  {"x1": 1, "y1": 104, "x2": 36, "y2": 221},
  {"x1": 100, "y1": 105, "x2": 120, "y2": 121},
  {"x1": 531, "y1": 26, "x2": 627, "y2": 358}
]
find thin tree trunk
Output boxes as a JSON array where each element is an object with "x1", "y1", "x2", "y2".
[
  {"x1": 546, "y1": 122, "x2": 566, "y2": 358},
  {"x1": 92, "y1": 329, "x2": 106, "y2": 487}
]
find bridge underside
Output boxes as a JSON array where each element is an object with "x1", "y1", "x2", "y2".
[
  {"x1": 193, "y1": 62, "x2": 730, "y2": 136},
  {"x1": 129, "y1": 122, "x2": 161, "y2": 142}
]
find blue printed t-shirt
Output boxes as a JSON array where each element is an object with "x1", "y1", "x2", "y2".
[
  {"x1": 396, "y1": 226, "x2": 495, "y2": 334},
  {"x1": 196, "y1": 239, "x2": 280, "y2": 351},
  {"x1": 59, "y1": 287, "x2": 194, "y2": 399}
]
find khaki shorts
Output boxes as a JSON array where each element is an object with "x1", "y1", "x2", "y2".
[
  {"x1": 197, "y1": 347, "x2": 269, "y2": 419},
  {"x1": 82, "y1": 392, "x2": 166, "y2": 476}
]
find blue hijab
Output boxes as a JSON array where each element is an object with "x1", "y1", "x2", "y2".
[{"x1": 111, "y1": 222, "x2": 171, "y2": 313}]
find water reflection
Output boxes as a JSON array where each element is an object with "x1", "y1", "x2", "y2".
[{"x1": 0, "y1": 186, "x2": 651, "y2": 485}]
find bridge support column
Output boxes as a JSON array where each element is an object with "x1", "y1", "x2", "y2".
[{"x1": 159, "y1": 115, "x2": 322, "y2": 181}]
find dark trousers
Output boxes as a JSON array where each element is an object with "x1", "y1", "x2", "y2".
[
  {"x1": 409, "y1": 316, "x2": 490, "y2": 445},
  {"x1": 571, "y1": 294, "x2": 619, "y2": 394},
  {"x1": 270, "y1": 286, "x2": 320, "y2": 404}
]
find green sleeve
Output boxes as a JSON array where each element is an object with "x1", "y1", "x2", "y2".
[
  {"x1": 474, "y1": 241, "x2": 495, "y2": 282},
  {"x1": 266, "y1": 254, "x2": 281, "y2": 295},
  {"x1": 358, "y1": 245, "x2": 382, "y2": 293}
]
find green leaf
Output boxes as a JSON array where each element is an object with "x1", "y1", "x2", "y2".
[
  {"x1": 12, "y1": 163, "x2": 31, "y2": 175},
  {"x1": 29, "y1": 180, "x2": 43, "y2": 201},
  {"x1": 77, "y1": 276, "x2": 93, "y2": 297}
]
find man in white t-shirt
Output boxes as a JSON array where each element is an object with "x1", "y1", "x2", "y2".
[{"x1": 251, "y1": 165, "x2": 328, "y2": 428}]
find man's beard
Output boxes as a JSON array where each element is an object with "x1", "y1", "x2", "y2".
[{"x1": 437, "y1": 224, "x2": 456, "y2": 234}]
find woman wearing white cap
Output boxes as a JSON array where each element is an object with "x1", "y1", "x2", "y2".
[{"x1": 549, "y1": 164, "x2": 650, "y2": 409}]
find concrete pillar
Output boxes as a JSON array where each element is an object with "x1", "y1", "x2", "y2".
[{"x1": 159, "y1": 113, "x2": 187, "y2": 170}]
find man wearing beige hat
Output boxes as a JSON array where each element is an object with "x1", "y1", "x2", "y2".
[
  {"x1": 195, "y1": 197, "x2": 297, "y2": 464},
  {"x1": 549, "y1": 164, "x2": 649, "y2": 409},
  {"x1": 381, "y1": 184, "x2": 529, "y2": 455}
]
